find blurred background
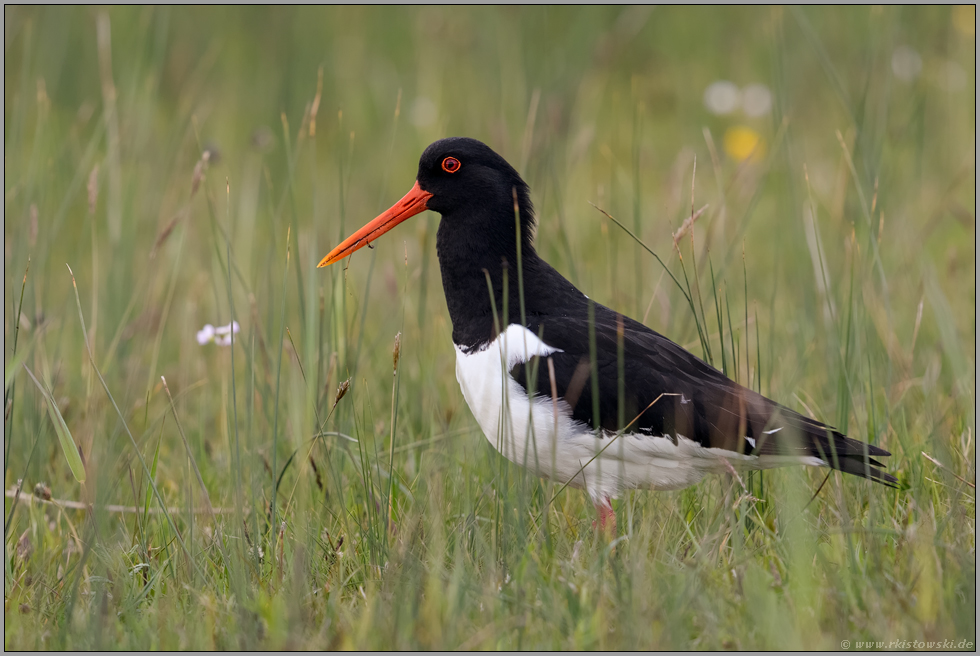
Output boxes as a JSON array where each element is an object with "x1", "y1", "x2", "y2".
[{"x1": 4, "y1": 6, "x2": 975, "y2": 650}]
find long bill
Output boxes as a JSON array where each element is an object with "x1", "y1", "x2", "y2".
[{"x1": 317, "y1": 181, "x2": 433, "y2": 268}]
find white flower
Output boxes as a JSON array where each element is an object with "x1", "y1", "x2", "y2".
[
  {"x1": 196, "y1": 324, "x2": 215, "y2": 345},
  {"x1": 703, "y1": 80, "x2": 741, "y2": 115},
  {"x1": 892, "y1": 46, "x2": 922, "y2": 82},
  {"x1": 197, "y1": 321, "x2": 239, "y2": 346},
  {"x1": 741, "y1": 83, "x2": 772, "y2": 118}
]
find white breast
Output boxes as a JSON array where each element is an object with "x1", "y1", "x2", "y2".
[
  {"x1": 454, "y1": 324, "x2": 570, "y2": 477},
  {"x1": 454, "y1": 324, "x2": 825, "y2": 503}
]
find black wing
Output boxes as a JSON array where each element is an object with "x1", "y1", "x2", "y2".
[{"x1": 512, "y1": 303, "x2": 896, "y2": 487}]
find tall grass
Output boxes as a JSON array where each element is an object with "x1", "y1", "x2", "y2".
[{"x1": 4, "y1": 6, "x2": 976, "y2": 649}]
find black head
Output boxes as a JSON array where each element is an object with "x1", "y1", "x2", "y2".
[
  {"x1": 317, "y1": 137, "x2": 535, "y2": 268},
  {"x1": 416, "y1": 137, "x2": 535, "y2": 240},
  {"x1": 317, "y1": 136, "x2": 558, "y2": 350}
]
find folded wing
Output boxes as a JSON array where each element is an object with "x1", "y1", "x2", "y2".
[{"x1": 510, "y1": 304, "x2": 896, "y2": 487}]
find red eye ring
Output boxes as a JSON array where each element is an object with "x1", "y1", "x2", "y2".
[{"x1": 441, "y1": 157, "x2": 461, "y2": 173}]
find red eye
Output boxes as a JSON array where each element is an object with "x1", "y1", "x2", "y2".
[{"x1": 441, "y1": 157, "x2": 461, "y2": 173}]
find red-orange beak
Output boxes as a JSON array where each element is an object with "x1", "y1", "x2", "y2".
[{"x1": 317, "y1": 181, "x2": 433, "y2": 268}]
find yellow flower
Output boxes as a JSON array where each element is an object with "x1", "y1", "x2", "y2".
[{"x1": 723, "y1": 126, "x2": 765, "y2": 162}]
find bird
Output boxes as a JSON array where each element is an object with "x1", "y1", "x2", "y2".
[{"x1": 318, "y1": 137, "x2": 896, "y2": 532}]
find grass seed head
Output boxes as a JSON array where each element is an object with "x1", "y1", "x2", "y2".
[
  {"x1": 333, "y1": 378, "x2": 351, "y2": 409},
  {"x1": 191, "y1": 151, "x2": 211, "y2": 197}
]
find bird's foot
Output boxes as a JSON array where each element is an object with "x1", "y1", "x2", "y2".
[{"x1": 592, "y1": 498, "x2": 617, "y2": 537}]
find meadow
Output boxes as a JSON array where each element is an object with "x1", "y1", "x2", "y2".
[{"x1": 3, "y1": 6, "x2": 976, "y2": 649}]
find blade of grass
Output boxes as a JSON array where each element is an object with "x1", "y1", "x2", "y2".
[
  {"x1": 709, "y1": 257, "x2": 727, "y2": 377},
  {"x1": 592, "y1": 202, "x2": 712, "y2": 363},
  {"x1": 280, "y1": 326, "x2": 350, "y2": 518},
  {"x1": 632, "y1": 100, "x2": 644, "y2": 318},
  {"x1": 4, "y1": 257, "x2": 31, "y2": 483},
  {"x1": 4, "y1": 421, "x2": 43, "y2": 539},
  {"x1": 387, "y1": 331, "x2": 402, "y2": 540},
  {"x1": 160, "y1": 377, "x2": 223, "y2": 535},
  {"x1": 282, "y1": 111, "x2": 308, "y2": 326},
  {"x1": 483, "y1": 268, "x2": 504, "y2": 558},
  {"x1": 590, "y1": 202, "x2": 691, "y2": 309},
  {"x1": 66, "y1": 263, "x2": 201, "y2": 577},
  {"x1": 725, "y1": 288, "x2": 738, "y2": 385},
  {"x1": 270, "y1": 227, "x2": 291, "y2": 528},
  {"x1": 743, "y1": 243, "x2": 750, "y2": 388},
  {"x1": 22, "y1": 364, "x2": 85, "y2": 483},
  {"x1": 4, "y1": 345, "x2": 32, "y2": 394},
  {"x1": 687, "y1": 156, "x2": 713, "y2": 365},
  {"x1": 144, "y1": 415, "x2": 165, "y2": 520}
]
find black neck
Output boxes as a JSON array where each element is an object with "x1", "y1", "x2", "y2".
[{"x1": 435, "y1": 206, "x2": 587, "y2": 351}]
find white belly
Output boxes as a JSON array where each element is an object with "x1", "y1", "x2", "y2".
[
  {"x1": 454, "y1": 324, "x2": 577, "y2": 483},
  {"x1": 454, "y1": 324, "x2": 823, "y2": 502}
]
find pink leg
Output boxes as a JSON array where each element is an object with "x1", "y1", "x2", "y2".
[{"x1": 593, "y1": 497, "x2": 617, "y2": 536}]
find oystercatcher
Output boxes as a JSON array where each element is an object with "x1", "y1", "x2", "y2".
[{"x1": 318, "y1": 137, "x2": 895, "y2": 530}]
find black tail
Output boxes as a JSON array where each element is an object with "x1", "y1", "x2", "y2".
[
  {"x1": 756, "y1": 411, "x2": 899, "y2": 488},
  {"x1": 834, "y1": 452, "x2": 899, "y2": 487},
  {"x1": 813, "y1": 432, "x2": 899, "y2": 488}
]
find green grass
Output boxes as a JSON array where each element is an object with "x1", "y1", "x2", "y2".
[{"x1": 4, "y1": 5, "x2": 976, "y2": 649}]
